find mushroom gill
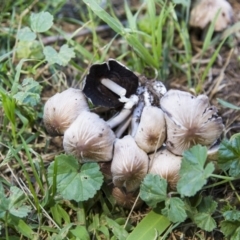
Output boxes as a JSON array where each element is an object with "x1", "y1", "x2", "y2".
[
  {"x1": 111, "y1": 135, "x2": 149, "y2": 192},
  {"x1": 160, "y1": 90, "x2": 224, "y2": 156},
  {"x1": 43, "y1": 88, "x2": 89, "y2": 136},
  {"x1": 63, "y1": 111, "x2": 115, "y2": 163}
]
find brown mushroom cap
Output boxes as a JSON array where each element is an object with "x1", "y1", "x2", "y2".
[
  {"x1": 160, "y1": 90, "x2": 224, "y2": 156},
  {"x1": 111, "y1": 135, "x2": 149, "y2": 192},
  {"x1": 43, "y1": 88, "x2": 89, "y2": 136},
  {"x1": 112, "y1": 187, "x2": 143, "y2": 210},
  {"x1": 189, "y1": 0, "x2": 234, "y2": 31},
  {"x1": 134, "y1": 106, "x2": 166, "y2": 153},
  {"x1": 63, "y1": 111, "x2": 115, "y2": 163},
  {"x1": 82, "y1": 59, "x2": 139, "y2": 108},
  {"x1": 149, "y1": 148, "x2": 182, "y2": 190}
]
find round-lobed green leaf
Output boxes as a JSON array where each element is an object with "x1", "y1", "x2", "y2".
[
  {"x1": 30, "y1": 11, "x2": 53, "y2": 33},
  {"x1": 48, "y1": 154, "x2": 104, "y2": 202}
]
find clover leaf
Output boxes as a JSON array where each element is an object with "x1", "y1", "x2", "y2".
[
  {"x1": 13, "y1": 78, "x2": 42, "y2": 107},
  {"x1": 17, "y1": 27, "x2": 36, "y2": 41},
  {"x1": 140, "y1": 174, "x2": 167, "y2": 208},
  {"x1": 218, "y1": 135, "x2": 240, "y2": 177},
  {"x1": 48, "y1": 154, "x2": 104, "y2": 202},
  {"x1": 0, "y1": 183, "x2": 31, "y2": 219},
  {"x1": 43, "y1": 45, "x2": 75, "y2": 66},
  {"x1": 177, "y1": 145, "x2": 215, "y2": 197},
  {"x1": 161, "y1": 197, "x2": 187, "y2": 223},
  {"x1": 30, "y1": 11, "x2": 53, "y2": 33}
]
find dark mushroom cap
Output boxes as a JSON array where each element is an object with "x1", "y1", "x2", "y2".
[{"x1": 82, "y1": 59, "x2": 139, "y2": 108}]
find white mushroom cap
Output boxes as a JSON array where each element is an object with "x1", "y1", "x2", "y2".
[
  {"x1": 134, "y1": 106, "x2": 166, "y2": 153},
  {"x1": 63, "y1": 111, "x2": 115, "y2": 163},
  {"x1": 189, "y1": 0, "x2": 233, "y2": 31},
  {"x1": 149, "y1": 148, "x2": 182, "y2": 190},
  {"x1": 111, "y1": 135, "x2": 149, "y2": 192},
  {"x1": 160, "y1": 90, "x2": 224, "y2": 156},
  {"x1": 43, "y1": 88, "x2": 89, "y2": 136}
]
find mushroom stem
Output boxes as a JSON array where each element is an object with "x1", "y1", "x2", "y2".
[
  {"x1": 107, "y1": 109, "x2": 132, "y2": 129},
  {"x1": 115, "y1": 115, "x2": 132, "y2": 138},
  {"x1": 130, "y1": 100, "x2": 145, "y2": 137},
  {"x1": 101, "y1": 78, "x2": 126, "y2": 97},
  {"x1": 107, "y1": 94, "x2": 139, "y2": 129}
]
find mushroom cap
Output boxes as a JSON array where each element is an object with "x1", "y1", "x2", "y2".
[
  {"x1": 111, "y1": 135, "x2": 149, "y2": 192},
  {"x1": 43, "y1": 88, "x2": 89, "y2": 136},
  {"x1": 99, "y1": 162, "x2": 112, "y2": 181},
  {"x1": 160, "y1": 90, "x2": 224, "y2": 156},
  {"x1": 134, "y1": 106, "x2": 166, "y2": 153},
  {"x1": 63, "y1": 111, "x2": 115, "y2": 163},
  {"x1": 112, "y1": 187, "x2": 143, "y2": 210},
  {"x1": 149, "y1": 148, "x2": 182, "y2": 190},
  {"x1": 189, "y1": 0, "x2": 233, "y2": 31},
  {"x1": 82, "y1": 59, "x2": 139, "y2": 108}
]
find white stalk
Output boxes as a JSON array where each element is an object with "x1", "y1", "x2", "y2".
[
  {"x1": 115, "y1": 115, "x2": 132, "y2": 138},
  {"x1": 107, "y1": 94, "x2": 139, "y2": 129},
  {"x1": 107, "y1": 108, "x2": 132, "y2": 128},
  {"x1": 101, "y1": 78, "x2": 126, "y2": 97},
  {"x1": 130, "y1": 100, "x2": 144, "y2": 137}
]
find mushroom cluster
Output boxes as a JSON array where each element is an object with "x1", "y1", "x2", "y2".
[{"x1": 43, "y1": 59, "x2": 224, "y2": 209}]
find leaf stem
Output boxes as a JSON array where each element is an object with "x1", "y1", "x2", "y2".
[
  {"x1": 202, "y1": 179, "x2": 230, "y2": 189},
  {"x1": 210, "y1": 174, "x2": 236, "y2": 181},
  {"x1": 228, "y1": 180, "x2": 240, "y2": 203},
  {"x1": 77, "y1": 201, "x2": 86, "y2": 226},
  {"x1": 5, "y1": 212, "x2": 9, "y2": 240}
]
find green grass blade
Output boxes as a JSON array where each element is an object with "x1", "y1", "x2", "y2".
[
  {"x1": 20, "y1": 135, "x2": 45, "y2": 194},
  {"x1": 202, "y1": 10, "x2": 221, "y2": 52},
  {"x1": 199, "y1": 37, "x2": 226, "y2": 88},
  {"x1": 82, "y1": 0, "x2": 124, "y2": 33},
  {"x1": 127, "y1": 210, "x2": 171, "y2": 240},
  {"x1": 217, "y1": 98, "x2": 240, "y2": 110}
]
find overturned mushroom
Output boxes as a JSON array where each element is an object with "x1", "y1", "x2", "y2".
[
  {"x1": 189, "y1": 0, "x2": 234, "y2": 32},
  {"x1": 149, "y1": 148, "x2": 182, "y2": 190},
  {"x1": 112, "y1": 187, "x2": 143, "y2": 210},
  {"x1": 43, "y1": 88, "x2": 89, "y2": 136},
  {"x1": 111, "y1": 135, "x2": 149, "y2": 192},
  {"x1": 63, "y1": 111, "x2": 115, "y2": 163},
  {"x1": 134, "y1": 106, "x2": 166, "y2": 153},
  {"x1": 160, "y1": 90, "x2": 224, "y2": 156},
  {"x1": 82, "y1": 59, "x2": 139, "y2": 108}
]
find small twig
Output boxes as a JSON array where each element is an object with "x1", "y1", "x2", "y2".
[
  {"x1": 42, "y1": 24, "x2": 113, "y2": 45},
  {"x1": 124, "y1": 192, "x2": 140, "y2": 229},
  {"x1": 209, "y1": 48, "x2": 234, "y2": 100}
]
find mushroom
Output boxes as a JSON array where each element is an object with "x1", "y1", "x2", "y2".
[
  {"x1": 112, "y1": 187, "x2": 143, "y2": 210},
  {"x1": 131, "y1": 79, "x2": 167, "y2": 137},
  {"x1": 160, "y1": 89, "x2": 224, "y2": 156},
  {"x1": 149, "y1": 148, "x2": 182, "y2": 190},
  {"x1": 43, "y1": 88, "x2": 89, "y2": 136},
  {"x1": 82, "y1": 59, "x2": 139, "y2": 108},
  {"x1": 189, "y1": 0, "x2": 234, "y2": 32},
  {"x1": 99, "y1": 162, "x2": 112, "y2": 181},
  {"x1": 134, "y1": 106, "x2": 166, "y2": 153},
  {"x1": 111, "y1": 135, "x2": 149, "y2": 192},
  {"x1": 63, "y1": 111, "x2": 115, "y2": 163}
]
